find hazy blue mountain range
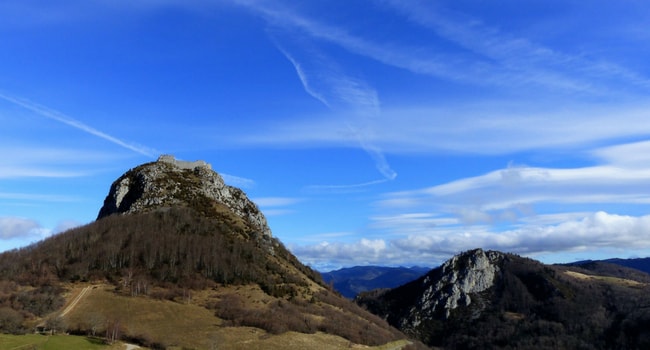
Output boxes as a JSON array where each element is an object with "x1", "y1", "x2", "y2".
[
  {"x1": 568, "y1": 257, "x2": 650, "y2": 276},
  {"x1": 321, "y1": 266, "x2": 430, "y2": 299}
]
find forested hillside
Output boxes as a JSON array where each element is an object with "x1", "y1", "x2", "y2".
[
  {"x1": 358, "y1": 249, "x2": 650, "y2": 349},
  {"x1": 0, "y1": 158, "x2": 414, "y2": 349}
]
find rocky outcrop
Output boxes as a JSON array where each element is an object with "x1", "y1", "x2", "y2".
[
  {"x1": 405, "y1": 249, "x2": 502, "y2": 327},
  {"x1": 356, "y1": 249, "x2": 504, "y2": 337},
  {"x1": 97, "y1": 155, "x2": 272, "y2": 239}
]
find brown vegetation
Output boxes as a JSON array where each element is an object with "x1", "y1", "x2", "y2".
[
  {"x1": 0, "y1": 207, "x2": 318, "y2": 291},
  {"x1": 0, "y1": 205, "x2": 407, "y2": 348},
  {"x1": 213, "y1": 289, "x2": 403, "y2": 346}
]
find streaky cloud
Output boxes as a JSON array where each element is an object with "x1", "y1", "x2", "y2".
[
  {"x1": 0, "y1": 192, "x2": 79, "y2": 202},
  {"x1": 384, "y1": 1, "x2": 650, "y2": 94},
  {"x1": 270, "y1": 28, "x2": 397, "y2": 183},
  {"x1": 0, "y1": 92, "x2": 157, "y2": 157},
  {"x1": 0, "y1": 166, "x2": 87, "y2": 179},
  {"x1": 305, "y1": 178, "x2": 390, "y2": 194},
  {"x1": 274, "y1": 42, "x2": 331, "y2": 109},
  {"x1": 220, "y1": 172, "x2": 256, "y2": 189}
]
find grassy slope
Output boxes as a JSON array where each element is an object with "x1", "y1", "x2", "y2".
[
  {"x1": 61, "y1": 284, "x2": 410, "y2": 350},
  {"x1": 563, "y1": 270, "x2": 645, "y2": 287},
  {"x1": 64, "y1": 284, "x2": 219, "y2": 349},
  {"x1": 0, "y1": 334, "x2": 120, "y2": 350}
]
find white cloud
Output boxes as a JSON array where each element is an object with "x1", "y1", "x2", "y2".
[
  {"x1": 253, "y1": 197, "x2": 301, "y2": 217},
  {"x1": 237, "y1": 102, "x2": 650, "y2": 156},
  {"x1": 253, "y1": 197, "x2": 302, "y2": 207},
  {"x1": 376, "y1": 140, "x2": 650, "y2": 226},
  {"x1": 0, "y1": 146, "x2": 126, "y2": 179},
  {"x1": 304, "y1": 179, "x2": 391, "y2": 194},
  {"x1": 0, "y1": 217, "x2": 82, "y2": 243},
  {"x1": 292, "y1": 211, "x2": 650, "y2": 269},
  {"x1": 291, "y1": 238, "x2": 389, "y2": 270},
  {"x1": 0, "y1": 167, "x2": 87, "y2": 179},
  {"x1": 53, "y1": 220, "x2": 82, "y2": 234},
  {"x1": 0, "y1": 217, "x2": 42, "y2": 239},
  {"x1": 301, "y1": 139, "x2": 650, "y2": 267},
  {"x1": 592, "y1": 140, "x2": 650, "y2": 167},
  {"x1": 220, "y1": 173, "x2": 256, "y2": 189},
  {"x1": 0, "y1": 192, "x2": 79, "y2": 202}
]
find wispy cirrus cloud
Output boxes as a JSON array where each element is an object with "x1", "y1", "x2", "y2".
[
  {"x1": 384, "y1": 1, "x2": 650, "y2": 93},
  {"x1": 220, "y1": 173, "x2": 256, "y2": 189},
  {"x1": 0, "y1": 92, "x2": 157, "y2": 157},
  {"x1": 0, "y1": 166, "x2": 87, "y2": 179},
  {"x1": 253, "y1": 196, "x2": 302, "y2": 217},
  {"x1": 240, "y1": 100, "x2": 650, "y2": 156},
  {"x1": 236, "y1": 0, "x2": 650, "y2": 96},
  {"x1": 230, "y1": 2, "x2": 650, "y2": 159},
  {"x1": 0, "y1": 192, "x2": 79, "y2": 202},
  {"x1": 0, "y1": 146, "x2": 129, "y2": 178},
  {"x1": 236, "y1": 0, "x2": 476, "y2": 86},
  {"x1": 260, "y1": 7, "x2": 397, "y2": 183}
]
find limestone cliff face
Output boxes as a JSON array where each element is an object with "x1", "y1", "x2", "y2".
[
  {"x1": 97, "y1": 155, "x2": 272, "y2": 239},
  {"x1": 401, "y1": 249, "x2": 502, "y2": 330},
  {"x1": 357, "y1": 249, "x2": 504, "y2": 337}
]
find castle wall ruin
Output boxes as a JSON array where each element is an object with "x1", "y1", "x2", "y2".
[{"x1": 157, "y1": 155, "x2": 212, "y2": 170}]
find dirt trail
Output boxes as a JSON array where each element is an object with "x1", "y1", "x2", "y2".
[{"x1": 60, "y1": 285, "x2": 93, "y2": 317}]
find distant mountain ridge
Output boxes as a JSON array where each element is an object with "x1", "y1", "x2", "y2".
[
  {"x1": 567, "y1": 257, "x2": 650, "y2": 276},
  {"x1": 321, "y1": 266, "x2": 430, "y2": 299}
]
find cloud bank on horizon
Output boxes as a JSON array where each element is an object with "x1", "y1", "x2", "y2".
[{"x1": 1, "y1": 0, "x2": 650, "y2": 270}]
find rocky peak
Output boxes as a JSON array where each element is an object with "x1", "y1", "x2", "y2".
[
  {"x1": 97, "y1": 155, "x2": 272, "y2": 239},
  {"x1": 403, "y1": 249, "x2": 502, "y2": 328}
]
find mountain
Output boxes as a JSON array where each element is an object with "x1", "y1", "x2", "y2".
[
  {"x1": 568, "y1": 257, "x2": 650, "y2": 276},
  {"x1": 357, "y1": 248, "x2": 650, "y2": 349},
  {"x1": 0, "y1": 156, "x2": 413, "y2": 349},
  {"x1": 321, "y1": 266, "x2": 430, "y2": 299},
  {"x1": 605, "y1": 257, "x2": 650, "y2": 274}
]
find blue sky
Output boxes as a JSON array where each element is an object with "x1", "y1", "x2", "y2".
[{"x1": 2, "y1": 0, "x2": 650, "y2": 271}]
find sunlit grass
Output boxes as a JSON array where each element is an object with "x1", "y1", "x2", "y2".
[
  {"x1": 0, "y1": 334, "x2": 116, "y2": 350},
  {"x1": 564, "y1": 270, "x2": 645, "y2": 287}
]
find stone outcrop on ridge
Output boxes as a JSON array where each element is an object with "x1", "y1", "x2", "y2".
[{"x1": 97, "y1": 155, "x2": 271, "y2": 239}]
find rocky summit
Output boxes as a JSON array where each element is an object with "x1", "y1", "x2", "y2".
[
  {"x1": 97, "y1": 155, "x2": 271, "y2": 238},
  {"x1": 417, "y1": 248, "x2": 502, "y2": 319}
]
